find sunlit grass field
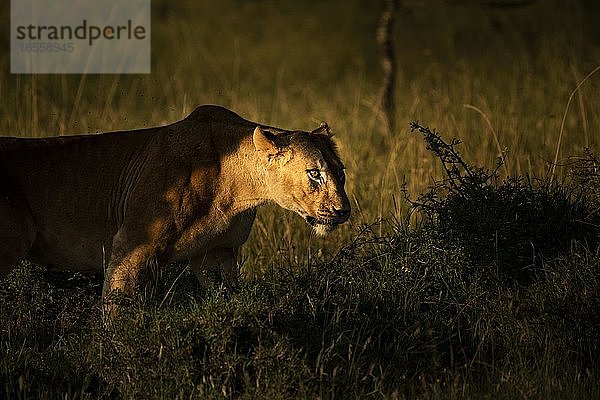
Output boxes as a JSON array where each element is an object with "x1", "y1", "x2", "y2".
[
  {"x1": 1, "y1": 1, "x2": 598, "y2": 267},
  {"x1": 1, "y1": 0, "x2": 599, "y2": 398},
  {"x1": 2, "y1": 1, "x2": 599, "y2": 271}
]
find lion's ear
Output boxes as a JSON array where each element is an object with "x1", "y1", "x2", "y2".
[
  {"x1": 311, "y1": 122, "x2": 333, "y2": 137},
  {"x1": 253, "y1": 126, "x2": 279, "y2": 155},
  {"x1": 253, "y1": 126, "x2": 292, "y2": 166}
]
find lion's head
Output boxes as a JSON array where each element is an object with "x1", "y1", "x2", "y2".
[{"x1": 253, "y1": 123, "x2": 350, "y2": 236}]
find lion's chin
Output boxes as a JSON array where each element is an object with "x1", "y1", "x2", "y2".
[
  {"x1": 312, "y1": 223, "x2": 336, "y2": 237},
  {"x1": 302, "y1": 214, "x2": 338, "y2": 236}
]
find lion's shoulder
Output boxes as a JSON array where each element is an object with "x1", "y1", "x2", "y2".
[{"x1": 185, "y1": 105, "x2": 248, "y2": 125}]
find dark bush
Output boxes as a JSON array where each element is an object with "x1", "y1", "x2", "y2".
[{"x1": 407, "y1": 122, "x2": 600, "y2": 283}]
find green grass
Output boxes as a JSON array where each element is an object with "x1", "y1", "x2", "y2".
[{"x1": 1, "y1": 0, "x2": 600, "y2": 398}]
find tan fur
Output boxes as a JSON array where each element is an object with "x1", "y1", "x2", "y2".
[{"x1": 0, "y1": 105, "x2": 350, "y2": 311}]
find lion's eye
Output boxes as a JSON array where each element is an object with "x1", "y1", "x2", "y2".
[{"x1": 307, "y1": 169, "x2": 323, "y2": 183}]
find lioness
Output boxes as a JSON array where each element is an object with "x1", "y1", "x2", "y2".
[{"x1": 0, "y1": 105, "x2": 350, "y2": 307}]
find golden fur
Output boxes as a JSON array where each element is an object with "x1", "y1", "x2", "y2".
[{"x1": 0, "y1": 105, "x2": 350, "y2": 308}]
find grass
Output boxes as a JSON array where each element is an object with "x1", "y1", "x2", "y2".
[{"x1": 1, "y1": 0, "x2": 600, "y2": 398}]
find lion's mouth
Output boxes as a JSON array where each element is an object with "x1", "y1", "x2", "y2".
[
  {"x1": 302, "y1": 214, "x2": 346, "y2": 236},
  {"x1": 297, "y1": 209, "x2": 350, "y2": 236},
  {"x1": 305, "y1": 216, "x2": 318, "y2": 226}
]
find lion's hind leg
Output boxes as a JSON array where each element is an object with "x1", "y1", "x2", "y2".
[{"x1": 0, "y1": 187, "x2": 36, "y2": 277}]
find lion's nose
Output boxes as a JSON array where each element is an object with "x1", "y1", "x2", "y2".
[{"x1": 334, "y1": 207, "x2": 351, "y2": 222}]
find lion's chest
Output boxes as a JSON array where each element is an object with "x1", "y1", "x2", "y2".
[{"x1": 170, "y1": 208, "x2": 257, "y2": 261}]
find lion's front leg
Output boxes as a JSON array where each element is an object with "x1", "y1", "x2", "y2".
[
  {"x1": 190, "y1": 247, "x2": 239, "y2": 289},
  {"x1": 103, "y1": 245, "x2": 156, "y2": 298},
  {"x1": 102, "y1": 231, "x2": 164, "y2": 318}
]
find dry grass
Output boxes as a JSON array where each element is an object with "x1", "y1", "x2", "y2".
[{"x1": 1, "y1": 1, "x2": 599, "y2": 275}]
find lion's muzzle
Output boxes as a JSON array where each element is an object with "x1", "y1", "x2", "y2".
[
  {"x1": 333, "y1": 207, "x2": 351, "y2": 223},
  {"x1": 304, "y1": 205, "x2": 351, "y2": 234}
]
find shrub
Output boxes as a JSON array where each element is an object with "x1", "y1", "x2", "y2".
[{"x1": 406, "y1": 122, "x2": 600, "y2": 283}]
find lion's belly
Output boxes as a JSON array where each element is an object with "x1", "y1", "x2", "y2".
[{"x1": 27, "y1": 232, "x2": 112, "y2": 271}]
